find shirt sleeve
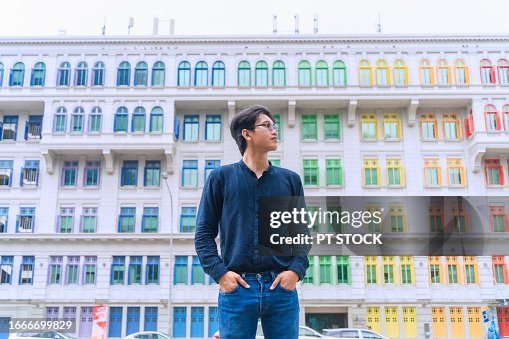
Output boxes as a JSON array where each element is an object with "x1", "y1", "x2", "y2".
[
  {"x1": 288, "y1": 172, "x2": 311, "y2": 280},
  {"x1": 194, "y1": 172, "x2": 229, "y2": 283}
]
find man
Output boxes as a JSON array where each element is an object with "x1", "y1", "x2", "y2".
[{"x1": 194, "y1": 105, "x2": 310, "y2": 339}]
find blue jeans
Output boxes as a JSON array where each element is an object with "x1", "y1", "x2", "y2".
[{"x1": 218, "y1": 271, "x2": 299, "y2": 339}]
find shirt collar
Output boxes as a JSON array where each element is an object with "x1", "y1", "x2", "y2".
[{"x1": 238, "y1": 159, "x2": 272, "y2": 178}]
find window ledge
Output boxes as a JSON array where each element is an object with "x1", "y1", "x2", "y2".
[
  {"x1": 86, "y1": 132, "x2": 102, "y2": 136},
  {"x1": 211, "y1": 86, "x2": 226, "y2": 89},
  {"x1": 443, "y1": 139, "x2": 462, "y2": 142},
  {"x1": 486, "y1": 130, "x2": 503, "y2": 134},
  {"x1": 424, "y1": 186, "x2": 442, "y2": 190},
  {"x1": 482, "y1": 84, "x2": 496, "y2": 87},
  {"x1": 325, "y1": 185, "x2": 345, "y2": 188},
  {"x1": 303, "y1": 185, "x2": 320, "y2": 188},
  {"x1": 360, "y1": 139, "x2": 378, "y2": 143},
  {"x1": 0, "y1": 140, "x2": 16, "y2": 143},
  {"x1": 324, "y1": 139, "x2": 342, "y2": 143},
  {"x1": 59, "y1": 186, "x2": 78, "y2": 190},
  {"x1": 0, "y1": 187, "x2": 12, "y2": 191},
  {"x1": 301, "y1": 139, "x2": 319, "y2": 143},
  {"x1": 143, "y1": 187, "x2": 161, "y2": 191},
  {"x1": 486, "y1": 185, "x2": 504, "y2": 189},
  {"x1": 421, "y1": 84, "x2": 435, "y2": 88},
  {"x1": 83, "y1": 186, "x2": 100, "y2": 190},
  {"x1": 447, "y1": 185, "x2": 467, "y2": 189},
  {"x1": 51, "y1": 133, "x2": 66, "y2": 136},
  {"x1": 20, "y1": 186, "x2": 39, "y2": 191},
  {"x1": 383, "y1": 139, "x2": 401, "y2": 142},
  {"x1": 119, "y1": 186, "x2": 138, "y2": 190},
  {"x1": 148, "y1": 132, "x2": 164, "y2": 136},
  {"x1": 386, "y1": 185, "x2": 406, "y2": 189},
  {"x1": 332, "y1": 85, "x2": 347, "y2": 88},
  {"x1": 363, "y1": 186, "x2": 381, "y2": 189},
  {"x1": 421, "y1": 138, "x2": 439, "y2": 143},
  {"x1": 69, "y1": 132, "x2": 85, "y2": 136},
  {"x1": 180, "y1": 186, "x2": 199, "y2": 190}
]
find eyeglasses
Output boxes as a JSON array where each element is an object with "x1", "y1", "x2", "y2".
[{"x1": 251, "y1": 121, "x2": 279, "y2": 132}]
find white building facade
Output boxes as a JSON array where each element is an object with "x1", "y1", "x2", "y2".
[{"x1": 1, "y1": 34, "x2": 509, "y2": 339}]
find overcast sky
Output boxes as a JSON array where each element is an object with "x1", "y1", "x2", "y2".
[{"x1": 0, "y1": 0, "x2": 507, "y2": 37}]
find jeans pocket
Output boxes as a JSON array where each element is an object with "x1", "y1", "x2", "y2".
[
  {"x1": 276, "y1": 283, "x2": 295, "y2": 293},
  {"x1": 219, "y1": 284, "x2": 240, "y2": 295}
]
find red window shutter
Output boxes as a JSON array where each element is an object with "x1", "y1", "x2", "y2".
[
  {"x1": 464, "y1": 118, "x2": 471, "y2": 138},
  {"x1": 468, "y1": 112, "x2": 474, "y2": 134},
  {"x1": 496, "y1": 112, "x2": 502, "y2": 130},
  {"x1": 499, "y1": 165, "x2": 505, "y2": 185},
  {"x1": 491, "y1": 66, "x2": 496, "y2": 83}
]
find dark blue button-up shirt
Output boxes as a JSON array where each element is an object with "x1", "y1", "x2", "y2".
[{"x1": 194, "y1": 159, "x2": 310, "y2": 283}]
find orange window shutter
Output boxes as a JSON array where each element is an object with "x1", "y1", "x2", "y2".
[
  {"x1": 491, "y1": 66, "x2": 496, "y2": 83},
  {"x1": 499, "y1": 165, "x2": 505, "y2": 185},
  {"x1": 504, "y1": 264, "x2": 509, "y2": 284},
  {"x1": 468, "y1": 113, "x2": 474, "y2": 134}
]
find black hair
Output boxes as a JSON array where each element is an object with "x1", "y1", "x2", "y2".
[{"x1": 230, "y1": 105, "x2": 275, "y2": 155}]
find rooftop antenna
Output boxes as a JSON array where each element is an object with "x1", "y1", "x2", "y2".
[
  {"x1": 128, "y1": 17, "x2": 134, "y2": 35},
  {"x1": 273, "y1": 15, "x2": 277, "y2": 34},
  {"x1": 294, "y1": 14, "x2": 299, "y2": 34},
  {"x1": 313, "y1": 14, "x2": 319, "y2": 34},
  {"x1": 376, "y1": 13, "x2": 382, "y2": 33},
  {"x1": 102, "y1": 17, "x2": 106, "y2": 36}
]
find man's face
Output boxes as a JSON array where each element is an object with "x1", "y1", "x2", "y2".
[{"x1": 246, "y1": 113, "x2": 278, "y2": 153}]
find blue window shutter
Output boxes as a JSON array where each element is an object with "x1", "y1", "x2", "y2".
[
  {"x1": 19, "y1": 168, "x2": 24, "y2": 187},
  {"x1": 174, "y1": 118, "x2": 180, "y2": 140}
]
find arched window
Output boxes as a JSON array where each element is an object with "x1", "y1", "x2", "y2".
[
  {"x1": 31, "y1": 62, "x2": 46, "y2": 87},
  {"x1": 503, "y1": 104, "x2": 509, "y2": 131},
  {"x1": 9, "y1": 62, "x2": 25, "y2": 87},
  {"x1": 132, "y1": 106, "x2": 146, "y2": 132},
  {"x1": 376, "y1": 60, "x2": 390, "y2": 86},
  {"x1": 419, "y1": 60, "x2": 434, "y2": 85},
  {"x1": 117, "y1": 61, "x2": 131, "y2": 86},
  {"x1": 498, "y1": 59, "x2": 509, "y2": 85},
  {"x1": 393, "y1": 60, "x2": 408, "y2": 86},
  {"x1": 315, "y1": 60, "x2": 329, "y2": 86},
  {"x1": 71, "y1": 107, "x2": 85, "y2": 132},
  {"x1": 194, "y1": 61, "x2": 208, "y2": 86},
  {"x1": 358, "y1": 60, "x2": 372, "y2": 86},
  {"x1": 177, "y1": 61, "x2": 191, "y2": 87},
  {"x1": 255, "y1": 61, "x2": 268, "y2": 86},
  {"x1": 0, "y1": 63, "x2": 4, "y2": 87},
  {"x1": 150, "y1": 107, "x2": 164, "y2": 132},
  {"x1": 212, "y1": 61, "x2": 225, "y2": 87},
  {"x1": 134, "y1": 61, "x2": 148, "y2": 86},
  {"x1": 89, "y1": 107, "x2": 102, "y2": 133},
  {"x1": 332, "y1": 60, "x2": 346, "y2": 86},
  {"x1": 484, "y1": 104, "x2": 501, "y2": 131},
  {"x1": 237, "y1": 61, "x2": 251, "y2": 86},
  {"x1": 454, "y1": 59, "x2": 469, "y2": 85},
  {"x1": 298, "y1": 60, "x2": 311, "y2": 86},
  {"x1": 437, "y1": 59, "x2": 451, "y2": 85},
  {"x1": 54, "y1": 107, "x2": 67, "y2": 133},
  {"x1": 152, "y1": 61, "x2": 165, "y2": 86},
  {"x1": 75, "y1": 62, "x2": 88, "y2": 86},
  {"x1": 114, "y1": 107, "x2": 129, "y2": 132},
  {"x1": 480, "y1": 59, "x2": 495, "y2": 84},
  {"x1": 92, "y1": 62, "x2": 105, "y2": 86},
  {"x1": 272, "y1": 60, "x2": 285, "y2": 87},
  {"x1": 57, "y1": 62, "x2": 71, "y2": 86}
]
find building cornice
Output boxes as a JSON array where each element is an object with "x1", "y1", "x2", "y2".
[{"x1": 1, "y1": 33, "x2": 509, "y2": 45}]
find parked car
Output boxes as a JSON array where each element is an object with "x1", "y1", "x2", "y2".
[
  {"x1": 8, "y1": 332, "x2": 76, "y2": 339},
  {"x1": 212, "y1": 324, "x2": 336, "y2": 338},
  {"x1": 322, "y1": 328, "x2": 389, "y2": 339},
  {"x1": 123, "y1": 331, "x2": 174, "y2": 339}
]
